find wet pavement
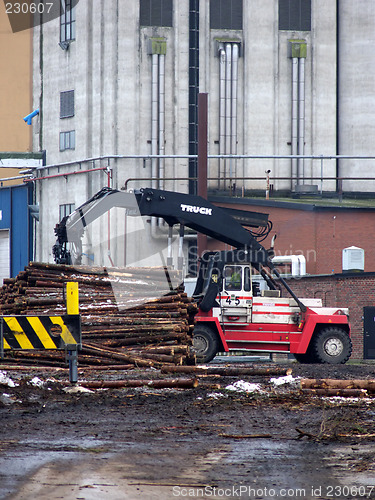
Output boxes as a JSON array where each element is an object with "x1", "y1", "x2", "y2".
[{"x1": 0, "y1": 361, "x2": 374, "y2": 499}]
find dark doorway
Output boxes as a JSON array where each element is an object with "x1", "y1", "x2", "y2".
[{"x1": 363, "y1": 307, "x2": 375, "y2": 359}]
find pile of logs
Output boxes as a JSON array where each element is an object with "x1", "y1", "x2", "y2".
[
  {"x1": 0, "y1": 262, "x2": 197, "y2": 369},
  {"x1": 300, "y1": 378, "x2": 375, "y2": 397}
]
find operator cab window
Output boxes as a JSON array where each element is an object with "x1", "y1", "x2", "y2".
[
  {"x1": 244, "y1": 266, "x2": 251, "y2": 292},
  {"x1": 224, "y1": 265, "x2": 242, "y2": 291}
]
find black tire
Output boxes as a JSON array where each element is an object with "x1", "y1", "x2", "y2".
[
  {"x1": 192, "y1": 325, "x2": 219, "y2": 363},
  {"x1": 311, "y1": 327, "x2": 352, "y2": 364},
  {"x1": 294, "y1": 340, "x2": 319, "y2": 364}
]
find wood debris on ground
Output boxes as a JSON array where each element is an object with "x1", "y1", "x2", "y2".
[{"x1": 0, "y1": 262, "x2": 197, "y2": 369}]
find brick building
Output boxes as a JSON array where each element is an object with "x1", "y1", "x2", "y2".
[
  {"x1": 211, "y1": 197, "x2": 375, "y2": 275},
  {"x1": 282, "y1": 272, "x2": 375, "y2": 361},
  {"x1": 204, "y1": 197, "x2": 375, "y2": 361}
]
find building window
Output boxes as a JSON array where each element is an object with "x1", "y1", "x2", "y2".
[
  {"x1": 60, "y1": 130, "x2": 76, "y2": 151},
  {"x1": 279, "y1": 0, "x2": 311, "y2": 31},
  {"x1": 210, "y1": 0, "x2": 243, "y2": 30},
  {"x1": 60, "y1": 90, "x2": 74, "y2": 119},
  {"x1": 60, "y1": 0, "x2": 76, "y2": 42},
  {"x1": 140, "y1": 0, "x2": 173, "y2": 27},
  {"x1": 59, "y1": 203, "x2": 75, "y2": 221}
]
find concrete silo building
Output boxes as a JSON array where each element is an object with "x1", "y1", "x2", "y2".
[{"x1": 30, "y1": 0, "x2": 375, "y2": 271}]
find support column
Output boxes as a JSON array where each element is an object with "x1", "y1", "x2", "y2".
[{"x1": 197, "y1": 93, "x2": 208, "y2": 258}]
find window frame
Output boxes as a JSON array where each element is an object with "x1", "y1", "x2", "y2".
[
  {"x1": 60, "y1": 0, "x2": 76, "y2": 43},
  {"x1": 59, "y1": 203, "x2": 75, "y2": 221},
  {"x1": 59, "y1": 130, "x2": 76, "y2": 151},
  {"x1": 278, "y1": 0, "x2": 311, "y2": 31},
  {"x1": 209, "y1": 0, "x2": 243, "y2": 30},
  {"x1": 223, "y1": 265, "x2": 243, "y2": 291},
  {"x1": 139, "y1": 0, "x2": 173, "y2": 27}
]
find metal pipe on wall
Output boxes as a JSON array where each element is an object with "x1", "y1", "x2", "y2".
[
  {"x1": 158, "y1": 53, "x2": 165, "y2": 190},
  {"x1": 291, "y1": 57, "x2": 298, "y2": 190},
  {"x1": 151, "y1": 53, "x2": 159, "y2": 190},
  {"x1": 231, "y1": 43, "x2": 239, "y2": 186},
  {"x1": 225, "y1": 43, "x2": 232, "y2": 188},
  {"x1": 219, "y1": 46, "x2": 226, "y2": 189},
  {"x1": 298, "y1": 57, "x2": 305, "y2": 184},
  {"x1": 151, "y1": 53, "x2": 160, "y2": 237},
  {"x1": 218, "y1": 42, "x2": 240, "y2": 191}
]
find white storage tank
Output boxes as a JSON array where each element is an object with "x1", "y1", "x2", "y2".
[{"x1": 342, "y1": 246, "x2": 364, "y2": 273}]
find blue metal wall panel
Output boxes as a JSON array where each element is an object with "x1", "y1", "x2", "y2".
[
  {"x1": 0, "y1": 189, "x2": 11, "y2": 229},
  {"x1": 11, "y1": 186, "x2": 30, "y2": 276},
  {"x1": 0, "y1": 184, "x2": 33, "y2": 277}
]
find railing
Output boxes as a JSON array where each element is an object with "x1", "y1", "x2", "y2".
[{"x1": 24, "y1": 154, "x2": 375, "y2": 196}]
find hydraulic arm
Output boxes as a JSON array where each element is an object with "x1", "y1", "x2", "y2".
[
  {"x1": 53, "y1": 187, "x2": 269, "y2": 264},
  {"x1": 52, "y1": 186, "x2": 305, "y2": 311}
]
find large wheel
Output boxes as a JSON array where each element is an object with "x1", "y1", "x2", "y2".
[
  {"x1": 192, "y1": 325, "x2": 219, "y2": 363},
  {"x1": 294, "y1": 340, "x2": 319, "y2": 363},
  {"x1": 311, "y1": 327, "x2": 352, "y2": 364}
]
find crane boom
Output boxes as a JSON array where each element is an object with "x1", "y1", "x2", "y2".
[{"x1": 53, "y1": 187, "x2": 270, "y2": 265}]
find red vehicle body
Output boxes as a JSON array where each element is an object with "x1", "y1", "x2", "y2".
[{"x1": 192, "y1": 260, "x2": 351, "y2": 364}]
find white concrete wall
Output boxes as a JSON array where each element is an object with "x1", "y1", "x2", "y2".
[
  {"x1": 32, "y1": 0, "x2": 375, "y2": 267},
  {"x1": 338, "y1": 0, "x2": 375, "y2": 192}
]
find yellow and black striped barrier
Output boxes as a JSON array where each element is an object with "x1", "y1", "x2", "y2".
[
  {"x1": 0, "y1": 314, "x2": 81, "y2": 351},
  {"x1": 0, "y1": 282, "x2": 81, "y2": 383}
]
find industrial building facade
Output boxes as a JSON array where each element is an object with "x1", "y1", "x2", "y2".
[{"x1": 30, "y1": 0, "x2": 375, "y2": 268}]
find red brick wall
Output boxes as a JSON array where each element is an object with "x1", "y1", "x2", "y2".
[
  {"x1": 210, "y1": 201, "x2": 375, "y2": 275},
  {"x1": 284, "y1": 273, "x2": 375, "y2": 360}
]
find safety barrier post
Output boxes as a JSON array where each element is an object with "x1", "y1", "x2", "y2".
[
  {"x1": 0, "y1": 319, "x2": 3, "y2": 360},
  {"x1": 66, "y1": 282, "x2": 80, "y2": 383}
]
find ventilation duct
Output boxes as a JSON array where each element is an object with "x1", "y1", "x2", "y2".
[{"x1": 271, "y1": 255, "x2": 306, "y2": 277}]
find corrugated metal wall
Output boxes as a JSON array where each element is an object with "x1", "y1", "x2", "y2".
[{"x1": 0, "y1": 184, "x2": 33, "y2": 280}]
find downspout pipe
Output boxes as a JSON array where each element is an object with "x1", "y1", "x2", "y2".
[
  {"x1": 218, "y1": 45, "x2": 226, "y2": 189},
  {"x1": 151, "y1": 53, "x2": 159, "y2": 190},
  {"x1": 231, "y1": 43, "x2": 239, "y2": 188},
  {"x1": 298, "y1": 57, "x2": 305, "y2": 184},
  {"x1": 291, "y1": 57, "x2": 298, "y2": 190},
  {"x1": 336, "y1": 0, "x2": 341, "y2": 194},
  {"x1": 224, "y1": 43, "x2": 232, "y2": 189},
  {"x1": 159, "y1": 53, "x2": 165, "y2": 190},
  {"x1": 158, "y1": 53, "x2": 166, "y2": 229},
  {"x1": 151, "y1": 53, "x2": 159, "y2": 237}
]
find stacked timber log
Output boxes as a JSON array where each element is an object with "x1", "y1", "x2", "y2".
[{"x1": 0, "y1": 262, "x2": 197, "y2": 369}]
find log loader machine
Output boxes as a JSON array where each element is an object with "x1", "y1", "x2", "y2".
[{"x1": 53, "y1": 187, "x2": 352, "y2": 364}]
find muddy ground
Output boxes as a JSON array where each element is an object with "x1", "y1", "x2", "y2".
[{"x1": 1, "y1": 360, "x2": 375, "y2": 500}]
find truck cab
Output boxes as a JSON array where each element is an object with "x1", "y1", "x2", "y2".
[{"x1": 193, "y1": 257, "x2": 352, "y2": 365}]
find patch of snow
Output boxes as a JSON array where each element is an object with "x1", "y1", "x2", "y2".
[
  {"x1": 270, "y1": 375, "x2": 300, "y2": 388},
  {"x1": 29, "y1": 377, "x2": 44, "y2": 388},
  {"x1": 322, "y1": 396, "x2": 373, "y2": 405},
  {"x1": 225, "y1": 380, "x2": 263, "y2": 394},
  {"x1": 207, "y1": 392, "x2": 227, "y2": 399},
  {"x1": 0, "y1": 371, "x2": 18, "y2": 388}
]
